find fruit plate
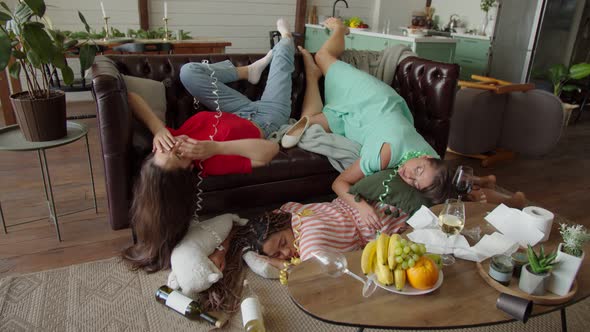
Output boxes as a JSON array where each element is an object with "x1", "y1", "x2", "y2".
[{"x1": 367, "y1": 270, "x2": 443, "y2": 295}]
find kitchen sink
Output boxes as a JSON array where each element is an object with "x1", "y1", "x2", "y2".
[{"x1": 427, "y1": 30, "x2": 452, "y2": 37}]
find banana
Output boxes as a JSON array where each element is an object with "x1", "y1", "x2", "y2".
[
  {"x1": 360, "y1": 240, "x2": 377, "y2": 275},
  {"x1": 387, "y1": 234, "x2": 401, "y2": 270},
  {"x1": 376, "y1": 233, "x2": 390, "y2": 266},
  {"x1": 394, "y1": 268, "x2": 406, "y2": 291},
  {"x1": 376, "y1": 263, "x2": 394, "y2": 286}
]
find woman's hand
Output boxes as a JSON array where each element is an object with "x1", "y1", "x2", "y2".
[
  {"x1": 357, "y1": 202, "x2": 381, "y2": 229},
  {"x1": 208, "y1": 248, "x2": 227, "y2": 272},
  {"x1": 153, "y1": 127, "x2": 176, "y2": 152},
  {"x1": 262, "y1": 255, "x2": 288, "y2": 269},
  {"x1": 177, "y1": 137, "x2": 219, "y2": 160}
]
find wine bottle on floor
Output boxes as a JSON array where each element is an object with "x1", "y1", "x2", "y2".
[
  {"x1": 155, "y1": 285, "x2": 222, "y2": 328},
  {"x1": 241, "y1": 279, "x2": 266, "y2": 332}
]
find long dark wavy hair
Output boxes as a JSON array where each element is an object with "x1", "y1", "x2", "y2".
[
  {"x1": 421, "y1": 158, "x2": 453, "y2": 204},
  {"x1": 201, "y1": 211, "x2": 292, "y2": 312},
  {"x1": 122, "y1": 154, "x2": 196, "y2": 273}
]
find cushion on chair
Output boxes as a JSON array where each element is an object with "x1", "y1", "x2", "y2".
[{"x1": 123, "y1": 75, "x2": 167, "y2": 121}]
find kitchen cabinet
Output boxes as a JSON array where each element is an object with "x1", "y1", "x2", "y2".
[
  {"x1": 452, "y1": 35, "x2": 491, "y2": 80},
  {"x1": 305, "y1": 25, "x2": 455, "y2": 64}
]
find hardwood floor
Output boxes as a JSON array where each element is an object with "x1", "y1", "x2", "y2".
[{"x1": 0, "y1": 99, "x2": 589, "y2": 279}]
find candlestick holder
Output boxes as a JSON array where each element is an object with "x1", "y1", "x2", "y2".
[
  {"x1": 103, "y1": 17, "x2": 111, "y2": 41},
  {"x1": 163, "y1": 17, "x2": 169, "y2": 41}
]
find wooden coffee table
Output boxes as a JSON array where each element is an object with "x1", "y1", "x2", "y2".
[{"x1": 287, "y1": 202, "x2": 589, "y2": 331}]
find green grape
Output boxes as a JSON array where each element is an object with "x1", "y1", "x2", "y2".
[
  {"x1": 412, "y1": 254, "x2": 420, "y2": 261},
  {"x1": 403, "y1": 246, "x2": 411, "y2": 254},
  {"x1": 394, "y1": 242, "x2": 402, "y2": 249},
  {"x1": 419, "y1": 244, "x2": 427, "y2": 254},
  {"x1": 401, "y1": 253, "x2": 407, "y2": 260},
  {"x1": 396, "y1": 256, "x2": 403, "y2": 263},
  {"x1": 401, "y1": 261, "x2": 408, "y2": 269},
  {"x1": 408, "y1": 259, "x2": 416, "y2": 268},
  {"x1": 394, "y1": 247, "x2": 403, "y2": 256},
  {"x1": 410, "y1": 244, "x2": 419, "y2": 252},
  {"x1": 400, "y1": 239, "x2": 408, "y2": 246}
]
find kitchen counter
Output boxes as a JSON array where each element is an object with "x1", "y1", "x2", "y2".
[{"x1": 305, "y1": 24, "x2": 457, "y2": 44}]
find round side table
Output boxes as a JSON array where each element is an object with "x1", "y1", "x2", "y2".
[{"x1": 0, "y1": 121, "x2": 97, "y2": 241}]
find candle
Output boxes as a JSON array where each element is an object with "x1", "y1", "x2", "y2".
[
  {"x1": 164, "y1": 1, "x2": 168, "y2": 18},
  {"x1": 100, "y1": 2, "x2": 106, "y2": 18}
]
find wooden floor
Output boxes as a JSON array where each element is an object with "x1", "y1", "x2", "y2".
[{"x1": 0, "y1": 100, "x2": 589, "y2": 279}]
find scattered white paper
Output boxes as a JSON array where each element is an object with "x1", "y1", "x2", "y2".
[
  {"x1": 407, "y1": 205, "x2": 439, "y2": 229},
  {"x1": 484, "y1": 204, "x2": 545, "y2": 247},
  {"x1": 407, "y1": 229, "x2": 470, "y2": 254},
  {"x1": 453, "y1": 232, "x2": 519, "y2": 262}
]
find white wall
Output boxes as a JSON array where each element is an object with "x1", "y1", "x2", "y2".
[
  {"x1": 45, "y1": 0, "x2": 140, "y2": 33},
  {"x1": 308, "y1": 0, "x2": 375, "y2": 27},
  {"x1": 431, "y1": 0, "x2": 488, "y2": 31}
]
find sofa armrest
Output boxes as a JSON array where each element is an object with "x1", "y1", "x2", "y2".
[{"x1": 90, "y1": 55, "x2": 132, "y2": 230}]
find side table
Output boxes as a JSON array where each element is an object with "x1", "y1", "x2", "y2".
[{"x1": 0, "y1": 122, "x2": 97, "y2": 241}]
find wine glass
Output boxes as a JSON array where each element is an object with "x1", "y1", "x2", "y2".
[
  {"x1": 311, "y1": 250, "x2": 377, "y2": 297},
  {"x1": 437, "y1": 198, "x2": 466, "y2": 266},
  {"x1": 453, "y1": 165, "x2": 474, "y2": 201}
]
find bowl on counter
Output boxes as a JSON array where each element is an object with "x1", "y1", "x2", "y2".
[
  {"x1": 454, "y1": 27, "x2": 466, "y2": 34},
  {"x1": 407, "y1": 28, "x2": 426, "y2": 37}
]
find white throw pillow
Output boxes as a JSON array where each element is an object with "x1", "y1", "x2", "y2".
[{"x1": 123, "y1": 75, "x2": 167, "y2": 121}]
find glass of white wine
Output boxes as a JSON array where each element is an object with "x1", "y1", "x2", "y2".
[{"x1": 438, "y1": 198, "x2": 466, "y2": 266}]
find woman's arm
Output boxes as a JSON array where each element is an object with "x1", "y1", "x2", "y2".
[
  {"x1": 127, "y1": 92, "x2": 175, "y2": 151},
  {"x1": 332, "y1": 159, "x2": 381, "y2": 228},
  {"x1": 177, "y1": 138, "x2": 279, "y2": 167}
]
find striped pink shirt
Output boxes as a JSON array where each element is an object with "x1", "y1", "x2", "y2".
[{"x1": 279, "y1": 198, "x2": 408, "y2": 261}]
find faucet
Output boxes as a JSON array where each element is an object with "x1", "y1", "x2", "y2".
[
  {"x1": 445, "y1": 14, "x2": 460, "y2": 32},
  {"x1": 332, "y1": 0, "x2": 349, "y2": 18}
]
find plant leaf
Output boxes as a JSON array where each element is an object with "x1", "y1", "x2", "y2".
[
  {"x1": 0, "y1": 10, "x2": 11, "y2": 22},
  {"x1": 51, "y1": 52, "x2": 67, "y2": 69},
  {"x1": 569, "y1": 63, "x2": 590, "y2": 80},
  {"x1": 78, "y1": 44, "x2": 96, "y2": 72},
  {"x1": 64, "y1": 39, "x2": 78, "y2": 50},
  {"x1": 22, "y1": 22, "x2": 54, "y2": 63},
  {"x1": 562, "y1": 84, "x2": 580, "y2": 92},
  {"x1": 12, "y1": 49, "x2": 26, "y2": 59},
  {"x1": 8, "y1": 61, "x2": 20, "y2": 79},
  {"x1": 14, "y1": 1, "x2": 33, "y2": 23},
  {"x1": 26, "y1": 49, "x2": 41, "y2": 67},
  {"x1": 22, "y1": 0, "x2": 45, "y2": 17},
  {"x1": 0, "y1": 2, "x2": 10, "y2": 12},
  {"x1": 548, "y1": 64, "x2": 567, "y2": 84},
  {"x1": 78, "y1": 11, "x2": 91, "y2": 33},
  {"x1": 61, "y1": 66, "x2": 74, "y2": 85},
  {"x1": 0, "y1": 31, "x2": 10, "y2": 71}
]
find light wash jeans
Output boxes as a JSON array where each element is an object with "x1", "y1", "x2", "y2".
[{"x1": 179, "y1": 38, "x2": 295, "y2": 138}]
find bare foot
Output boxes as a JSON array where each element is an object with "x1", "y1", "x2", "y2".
[
  {"x1": 507, "y1": 191, "x2": 527, "y2": 209},
  {"x1": 478, "y1": 175, "x2": 496, "y2": 189},
  {"x1": 323, "y1": 17, "x2": 350, "y2": 35},
  {"x1": 298, "y1": 46, "x2": 322, "y2": 80}
]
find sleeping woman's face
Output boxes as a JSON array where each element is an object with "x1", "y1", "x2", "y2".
[
  {"x1": 262, "y1": 228, "x2": 296, "y2": 260},
  {"x1": 397, "y1": 156, "x2": 436, "y2": 191}
]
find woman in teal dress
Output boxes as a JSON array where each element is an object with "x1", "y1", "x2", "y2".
[{"x1": 295, "y1": 18, "x2": 452, "y2": 228}]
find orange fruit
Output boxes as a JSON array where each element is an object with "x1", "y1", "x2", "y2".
[{"x1": 406, "y1": 256, "x2": 439, "y2": 290}]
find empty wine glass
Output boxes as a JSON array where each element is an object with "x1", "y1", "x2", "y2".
[
  {"x1": 453, "y1": 165, "x2": 474, "y2": 201},
  {"x1": 437, "y1": 198, "x2": 466, "y2": 265},
  {"x1": 311, "y1": 250, "x2": 377, "y2": 297}
]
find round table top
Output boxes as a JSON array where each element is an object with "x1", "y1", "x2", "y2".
[
  {"x1": 0, "y1": 122, "x2": 88, "y2": 151},
  {"x1": 287, "y1": 202, "x2": 589, "y2": 330}
]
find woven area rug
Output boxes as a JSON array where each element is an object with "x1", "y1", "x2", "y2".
[{"x1": 0, "y1": 257, "x2": 588, "y2": 332}]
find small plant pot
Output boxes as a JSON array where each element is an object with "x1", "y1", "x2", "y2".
[
  {"x1": 546, "y1": 244, "x2": 584, "y2": 296},
  {"x1": 518, "y1": 264, "x2": 549, "y2": 295},
  {"x1": 10, "y1": 90, "x2": 67, "y2": 142}
]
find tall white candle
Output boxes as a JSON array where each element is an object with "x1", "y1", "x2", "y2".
[
  {"x1": 100, "y1": 2, "x2": 106, "y2": 18},
  {"x1": 164, "y1": 2, "x2": 168, "y2": 18}
]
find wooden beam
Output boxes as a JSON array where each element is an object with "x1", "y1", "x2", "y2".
[
  {"x1": 295, "y1": 0, "x2": 307, "y2": 47},
  {"x1": 139, "y1": 0, "x2": 149, "y2": 30}
]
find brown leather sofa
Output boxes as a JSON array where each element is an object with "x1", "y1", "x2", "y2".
[{"x1": 90, "y1": 54, "x2": 459, "y2": 230}]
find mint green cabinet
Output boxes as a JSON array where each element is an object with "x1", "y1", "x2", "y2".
[
  {"x1": 453, "y1": 37, "x2": 491, "y2": 80},
  {"x1": 304, "y1": 27, "x2": 330, "y2": 52}
]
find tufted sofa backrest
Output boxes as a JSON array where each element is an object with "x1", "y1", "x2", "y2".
[{"x1": 106, "y1": 54, "x2": 309, "y2": 129}]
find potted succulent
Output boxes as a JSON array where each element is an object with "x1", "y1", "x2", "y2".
[
  {"x1": 0, "y1": 0, "x2": 96, "y2": 141},
  {"x1": 547, "y1": 62, "x2": 590, "y2": 127},
  {"x1": 518, "y1": 245, "x2": 557, "y2": 295},
  {"x1": 547, "y1": 224, "x2": 589, "y2": 296}
]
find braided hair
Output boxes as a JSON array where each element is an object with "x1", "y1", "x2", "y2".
[{"x1": 202, "y1": 211, "x2": 292, "y2": 312}]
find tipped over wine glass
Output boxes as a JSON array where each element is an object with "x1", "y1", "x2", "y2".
[
  {"x1": 311, "y1": 250, "x2": 377, "y2": 297},
  {"x1": 453, "y1": 165, "x2": 474, "y2": 201}
]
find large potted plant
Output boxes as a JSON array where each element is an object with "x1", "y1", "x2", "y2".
[
  {"x1": 547, "y1": 224, "x2": 589, "y2": 296},
  {"x1": 0, "y1": 0, "x2": 96, "y2": 141},
  {"x1": 547, "y1": 62, "x2": 590, "y2": 127},
  {"x1": 518, "y1": 245, "x2": 557, "y2": 295}
]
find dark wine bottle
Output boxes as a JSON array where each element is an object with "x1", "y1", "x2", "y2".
[{"x1": 155, "y1": 285, "x2": 222, "y2": 328}]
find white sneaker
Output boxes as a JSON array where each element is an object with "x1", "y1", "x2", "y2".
[{"x1": 281, "y1": 116, "x2": 310, "y2": 148}]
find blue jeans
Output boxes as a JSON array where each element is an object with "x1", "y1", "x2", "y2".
[{"x1": 179, "y1": 38, "x2": 295, "y2": 138}]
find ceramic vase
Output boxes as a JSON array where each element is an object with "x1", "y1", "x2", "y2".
[
  {"x1": 518, "y1": 264, "x2": 549, "y2": 295},
  {"x1": 479, "y1": 12, "x2": 489, "y2": 36},
  {"x1": 561, "y1": 102, "x2": 578, "y2": 128},
  {"x1": 546, "y1": 244, "x2": 584, "y2": 296}
]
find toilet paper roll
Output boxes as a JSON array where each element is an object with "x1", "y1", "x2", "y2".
[{"x1": 523, "y1": 206, "x2": 554, "y2": 242}]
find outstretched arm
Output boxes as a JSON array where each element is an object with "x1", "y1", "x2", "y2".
[
  {"x1": 127, "y1": 92, "x2": 175, "y2": 152},
  {"x1": 177, "y1": 137, "x2": 279, "y2": 167}
]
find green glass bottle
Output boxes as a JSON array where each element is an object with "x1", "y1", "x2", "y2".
[{"x1": 155, "y1": 285, "x2": 221, "y2": 328}]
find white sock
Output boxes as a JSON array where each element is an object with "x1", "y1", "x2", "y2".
[
  {"x1": 277, "y1": 17, "x2": 291, "y2": 38},
  {"x1": 248, "y1": 50, "x2": 273, "y2": 85}
]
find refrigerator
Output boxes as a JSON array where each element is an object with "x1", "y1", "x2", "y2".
[{"x1": 488, "y1": 0, "x2": 586, "y2": 83}]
